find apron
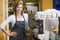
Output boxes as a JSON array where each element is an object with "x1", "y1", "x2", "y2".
[{"x1": 9, "y1": 15, "x2": 26, "y2": 40}]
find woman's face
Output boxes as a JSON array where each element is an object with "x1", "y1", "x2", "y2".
[{"x1": 16, "y1": 4, "x2": 23, "y2": 12}]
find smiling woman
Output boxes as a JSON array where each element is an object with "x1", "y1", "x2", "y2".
[{"x1": 0, "y1": 1, "x2": 29, "y2": 40}]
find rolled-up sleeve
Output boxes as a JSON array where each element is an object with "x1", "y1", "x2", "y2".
[{"x1": 0, "y1": 15, "x2": 12, "y2": 29}]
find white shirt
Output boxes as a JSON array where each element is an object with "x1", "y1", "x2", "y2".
[{"x1": 0, "y1": 13, "x2": 29, "y2": 30}]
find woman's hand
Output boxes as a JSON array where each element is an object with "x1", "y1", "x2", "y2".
[
  {"x1": 9, "y1": 32, "x2": 17, "y2": 37},
  {"x1": 2, "y1": 29, "x2": 17, "y2": 37}
]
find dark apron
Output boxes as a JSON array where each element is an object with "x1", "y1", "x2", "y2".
[{"x1": 9, "y1": 15, "x2": 26, "y2": 40}]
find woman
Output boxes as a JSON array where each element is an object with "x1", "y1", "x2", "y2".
[{"x1": 0, "y1": 3, "x2": 29, "y2": 40}]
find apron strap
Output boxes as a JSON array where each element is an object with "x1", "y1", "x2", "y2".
[
  {"x1": 15, "y1": 15, "x2": 17, "y2": 22},
  {"x1": 22, "y1": 14, "x2": 25, "y2": 27}
]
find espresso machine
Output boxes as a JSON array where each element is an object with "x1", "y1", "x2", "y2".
[{"x1": 26, "y1": 12, "x2": 45, "y2": 40}]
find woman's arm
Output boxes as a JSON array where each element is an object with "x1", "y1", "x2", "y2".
[
  {"x1": 24, "y1": 14, "x2": 30, "y2": 31},
  {"x1": 2, "y1": 29, "x2": 17, "y2": 37},
  {"x1": 2, "y1": 29, "x2": 10, "y2": 36},
  {"x1": 0, "y1": 15, "x2": 12, "y2": 29},
  {"x1": 0, "y1": 15, "x2": 17, "y2": 37},
  {"x1": 0, "y1": 15, "x2": 12, "y2": 35}
]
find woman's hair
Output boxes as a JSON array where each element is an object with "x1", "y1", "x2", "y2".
[{"x1": 13, "y1": 2, "x2": 23, "y2": 16}]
